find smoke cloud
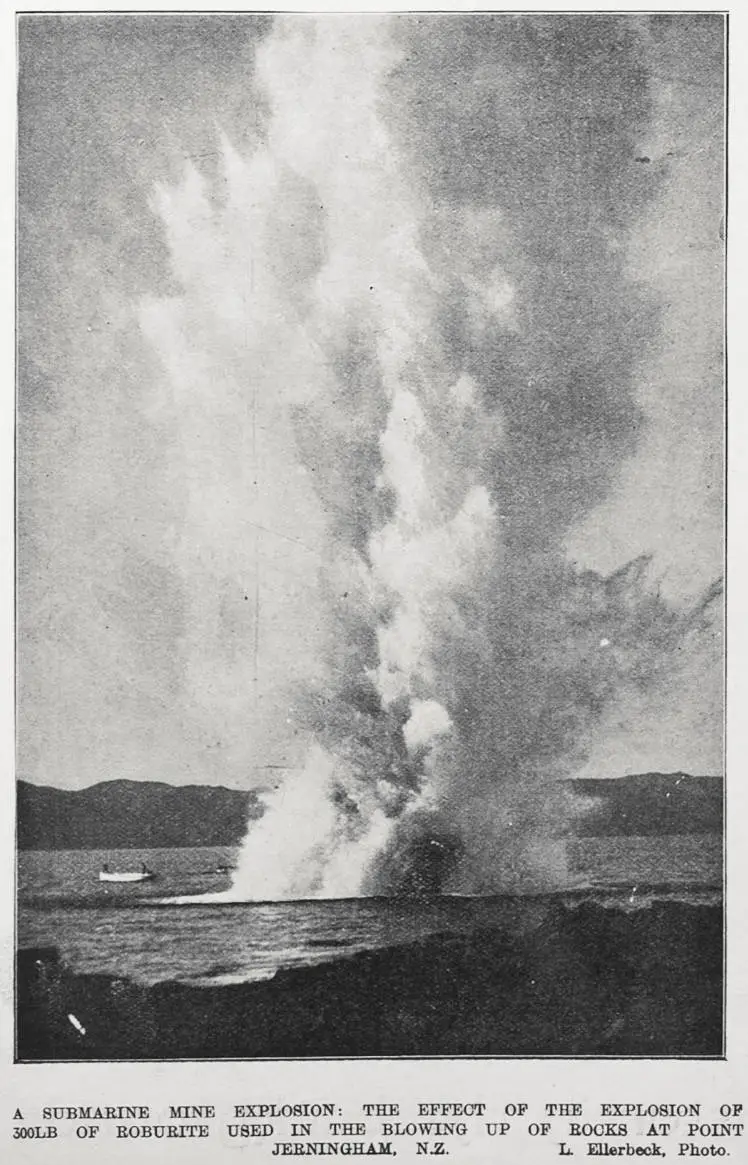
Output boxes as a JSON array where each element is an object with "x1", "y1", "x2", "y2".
[{"x1": 111, "y1": 16, "x2": 725, "y2": 897}]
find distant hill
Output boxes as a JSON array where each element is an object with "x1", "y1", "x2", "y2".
[
  {"x1": 16, "y1": 772, "x2": 723, "y2": 851},
  {"x1": 567, "y1": 773, "x2": 723, "y2": 837},
  {"x1": 16, "y1": 779, "x2": 263, "y2": 851}
]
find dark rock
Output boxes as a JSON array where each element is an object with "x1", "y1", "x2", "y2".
[{"x1": 16, "y1": 900, "x2": 723, "y2": 1060}]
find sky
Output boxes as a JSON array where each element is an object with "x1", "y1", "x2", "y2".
[{"x1": 17, "y1": 14, "x2": 724, "y2": 794}]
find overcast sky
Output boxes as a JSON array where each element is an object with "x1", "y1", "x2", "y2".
[{"x1": 17, "y1": 14, "x2": 724, "y2": 790}]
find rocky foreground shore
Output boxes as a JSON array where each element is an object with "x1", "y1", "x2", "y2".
[{"x1": 17, "y1": 899, "x2": 722, "y2": 1060}]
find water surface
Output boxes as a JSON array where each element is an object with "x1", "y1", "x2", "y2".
[{"x1": 17, "y1": 836, "x2": 722, "y2": 987}]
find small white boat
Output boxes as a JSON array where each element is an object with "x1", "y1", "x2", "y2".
[{"x1": 98, "y1": 867, "x2": 155, "y2": 883}]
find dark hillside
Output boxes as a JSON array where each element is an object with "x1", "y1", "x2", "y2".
[
  {"x1": 16, "y1": 772, "x2": 722, "y2": 850},
  {"x1": 568, "y1": 772, "x2": 723, "y2": 837},
  {"x1": 16, "y1": 780, "x2": 262, "y2": 850}
]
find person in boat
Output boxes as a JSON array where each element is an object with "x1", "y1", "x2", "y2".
[
  {"x1": 141, "y1": 862, "x2": 148, "y2": 874},
  {"x1": 102, "y1": 863, "x2": 109, "y2": 873}
]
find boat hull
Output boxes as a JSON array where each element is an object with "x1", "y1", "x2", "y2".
[{"x1": 98, "y1": 871, "x2": 155, "y2": 883}]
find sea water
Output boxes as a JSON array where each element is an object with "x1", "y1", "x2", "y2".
[{"x1": 17, "y1": 836, "x2": 722, "y2": 988}]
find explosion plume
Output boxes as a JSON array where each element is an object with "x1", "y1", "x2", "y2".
[{"x1": 141, "y1": 15, "x2": 723, "y2": 899}]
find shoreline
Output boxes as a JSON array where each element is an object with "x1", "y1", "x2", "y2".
[{"x1": 17, "y1": 898, "x2": 723, "y2": 1060}]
